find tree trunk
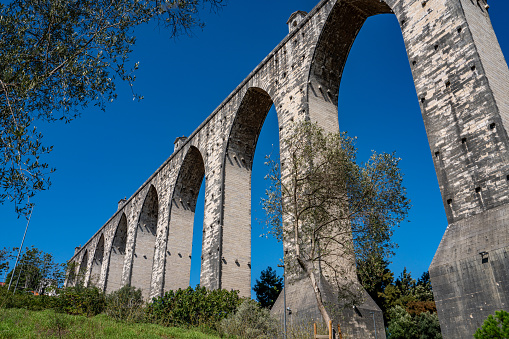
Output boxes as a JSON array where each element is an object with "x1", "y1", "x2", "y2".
[{"x1": 297, "y1": 257, "x2": 332, "y2": 325}]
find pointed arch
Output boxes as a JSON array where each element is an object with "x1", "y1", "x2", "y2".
[
  {"x1": 106, "y1": 213, "x2": 128, "y2": 293},
  {"x1": 220, "y1": 87, "x2": 276, "y2": 297},
  {"x1": 66, "y1": 261, "x2": 77, "y2": 287},
  {"x1": 130, "y1": 185, "x2": 159, "y2": 298},
  {"x1": 163, "y1": 146, "x2": 205, "y2": 292},
  {"x1": 227, "y1": 87, "x2": 275, "y2": 168},
  {"x1": 89, "y1": 234, "x2": 105, "y2": 287},
  {"x1": 77, "y1": 250, "x2": 88, "y2": 286},
  {"x1": 307, "y1": 1, "x2": 391, "y2": 132}
]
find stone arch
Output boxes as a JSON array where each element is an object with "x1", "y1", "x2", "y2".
[
  {"x1": 305, "y1": 0, "x2": 509, "y2": 337},
  {"x1": 163, "y1": 146, "x2": 205, "y2": 292},
  {"x1": 66, "y1": 261, "x2": 77, "y2": 287},
  {"x1": 307, "y1": 0, "x2": 391, "y2": 132},
  {"x1": 77, "y1": 250, "x2": 88, "y2": 285},
  {"x1": 88, "y1": 233, "x2": 105, "y2": 287},
  {"x1": 221, "y1": 86, "x2": 276, "y2": 297},
  {"x1": 130, "y1": 185, "x2": 159, "y2": 298},
  {"x1": 106, "y1": 213, "x2": 128, "y2": 293}
]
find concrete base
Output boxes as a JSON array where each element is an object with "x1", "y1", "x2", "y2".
[
  {"x1": 271, "y1": 275, "x2": 385, "y2": 339},
  {"x1": 430, "y1": 204, "x2": 509, "y2": 338}
]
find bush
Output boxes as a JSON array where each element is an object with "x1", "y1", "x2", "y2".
[
  {"x1": 105, "y1": 285, "x2": 145, "y2": 322},
  {"x1": 57, "y1": 285, "x2": 105, "y2": 316},
  {"x1": 219, "y1": 299, "x2": 278, "y2": 338},
  {"x1": 474, "y1": 310, "x2": 509, "y2": 339},
  {"x1": 146, "y1": 285, "x2": 241, "y2": 329},
  {"x1": 416, "y1": 311, "x2": 442, "y2": 339},
  {"x1": 0, "y1": 285, "x2": 59, "y2": 311},
  {"x1": 387, "y1": 305, "x2": 442, "y2": 339},
  {"x1": 387, "y1": 305, "x2": 418, "y2": 339}
]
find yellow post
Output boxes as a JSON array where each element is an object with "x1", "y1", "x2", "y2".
[
  {"x1": 328, "y1": 320, "x2": 332, "y2": 339},
  {"x1": 314, "y1": 322, "x2": 317, "y2": 338}
]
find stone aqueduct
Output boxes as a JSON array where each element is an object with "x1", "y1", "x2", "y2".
[{"x1": 67, "y1": 0, "x2": 509, "y2": 337}]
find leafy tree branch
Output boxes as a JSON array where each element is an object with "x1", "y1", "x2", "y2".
[{"x1": 0, "y1": 0, "x2": 226, "y2": 216}]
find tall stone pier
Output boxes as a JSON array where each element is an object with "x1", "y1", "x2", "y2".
[{"x1": 66, "y1": 0, "x2": 508, "y2": 337}]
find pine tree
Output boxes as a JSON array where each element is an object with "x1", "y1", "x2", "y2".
[{"x1": 253, "y1": 266, "x2": 283, "y2": 309}]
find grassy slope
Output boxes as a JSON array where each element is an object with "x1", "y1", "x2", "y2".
[{"x1": 0, "y1": 308, "x2": 222, "y2": 339}]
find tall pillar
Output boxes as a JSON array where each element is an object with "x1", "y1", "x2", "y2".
[{"x1": 385, "y1": 0, "x2": 509, "y2": 336}]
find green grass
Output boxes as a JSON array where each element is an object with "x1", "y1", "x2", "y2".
[{"x1": 0, "y1": 308, "x2": 223, "y2": 339}]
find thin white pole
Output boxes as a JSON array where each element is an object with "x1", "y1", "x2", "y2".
[
  {"x1": 278, "y1": 259, "x2": 287, "y2": 339},
  {"x1": 7, "y1": 205, "x2": 33, "y2": 291}
]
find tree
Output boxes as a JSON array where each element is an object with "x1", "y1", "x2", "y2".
[
  {"x1": 380, "y1": 269, "x2": 437, "y2": 316},
  {"x1": 474, "y1": 310, "x2": 509, "y2": 339},
  {"x1": 386, "y1": 306, "x2": 442, "y2": 339},
  {"x1": 0, "y1": 0, "x2": 225, "y2": 216},
  {"x1": 253, "y1": 266, "x2": 283, "y2": 309},
  {"x1": 262, "y1": 121, "x2": 410, "y2": 325},
  {"x1": 416, "y1": 311, "x2": 442, "y2": 339},
  {"x1": 358, "y1": 259, "x2": 394, "y2": 321},
  {"x1": 5, "y1": 245, "x2": 64, "y2": 293},
  {"x1": 0, "y1": 247, "x2": 16, "y2": 279},
  {"x1": 387, "y1": 305, "x2": 419, "y2": 339},
  {"x1": 373, "y1": 268, "x2": 441, "y2": 338}
]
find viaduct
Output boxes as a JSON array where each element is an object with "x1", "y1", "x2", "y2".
[{"x1": 66, "y1": 0, "x2": 509, "y2": 337}]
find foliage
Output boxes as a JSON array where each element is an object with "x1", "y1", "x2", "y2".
[
  {"x1": 0, "y1": 284, "x2": 60, "y2": 310},
  {"x1": 253, "y1": 266, "x2": 283, "y2": 309},
  {"x1": 0, "y1": 246, "x2": 16, "y2": 277},
  {"x1": 219, "y1": 299, "x2": 279, "y2": 339},
  {"x1": 387, "y1": 305, "x2": 418, "y2": 339},
  {"x1": 105, "y1": 285, "x2": 145, "y2": 322},
  {"x1": 358, "y1": 258, "x2": 394, "y2": 313},
  {"x1": 474, "y1": 310, "x2": 509, "y2": 339},
  {"x1": 370, "y1": 268, "x2": 442, "y2": 338},
  {"x1": 145, "y1": 285, "x2": 242, "y2": 329},
  {"x1": 386, "y1": 306, "x2": 442, "y2": 339},
  {"x1": 262, "y1": 121, "x2": 410, "y2": 323},
  {"x1": 0, "y1": 308, "x2": 223, "y2": 338},
  {"x1": 58, "y1": 285, "x2": 106, "y2": 316},
  {"x1": 417, "y1": 311, "x2": 442, "y2": 339},
  {"x1": 0, "y1": 0, "x2": 226, "y2": 216},
  {"x1": 379, "y1": 269, "x2": 437, "y2": 317},
  {"x1": 5, "y1": 245, "x2": 64, "y2": 293}
]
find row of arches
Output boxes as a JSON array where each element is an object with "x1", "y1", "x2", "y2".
[
  {"x1": 67, "y1": 83, "x2": 278, "y2": 299},
  {"x1": 68, "y1": 145, "x2": 207, "y2": 297}
]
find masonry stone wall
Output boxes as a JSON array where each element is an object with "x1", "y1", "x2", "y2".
[{"x1": 66, "y1": 0, "x2": 509, "y2": 337}]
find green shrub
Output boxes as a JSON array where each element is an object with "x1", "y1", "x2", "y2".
[
  {"x1": 219, "y1": 299, "x2": 278, "y2": 338},
  {"x1": 474, "y1": 310, "x2": 509, "y2": 339},
  {"x1": 416, "y1": 311, "x2": 442, "y2": 339},
  {"x1": 105, "y1": 285, "x2": 145, "y2": 322},
  {"x1": 146, "y1": 285, "x2": 241, "y2": 329},
  {"x1": 387, "y1": 305, "x2": 418, "y2": 338},
  {"x1": 0, "y1": 285, "x2": 59, "y2": 311},
  {"x1": 57, "y1": 285, "x2": 105, "y2": 316}
]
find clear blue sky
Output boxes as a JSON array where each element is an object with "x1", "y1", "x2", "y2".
[{"x1": 1, "y1": 1, "x2": 508, "y2": 297}]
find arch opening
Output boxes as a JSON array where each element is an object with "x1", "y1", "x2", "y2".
[
  {"x1": 308, "y1": 0, "x2": 509, "y2": 336},
  {"x1": 307, "y1": 0, "x2": 391, "y2": 132},
  {"x1": 66, "y1": 261, "x2": 76, "y2": 287},
  {"x1": 291, "y1": 1, "x2": 446, "y2": 334},
  {"x1": 105, "y1": 213, "x2": 128, "y2": 293},
  {"x1": 308, "y1": 1, "x2": 448, "y2": 278},
  {"x1": 333, "y1": 12, "x2": 447, "y2": 278},
  {"x1": 163, "y1": 146, "x2": 205, "y2": 292},
  {"x1": 131, "y1": 185, "x2": 159, "y2": 298},
  {"x1": 89, "y1": 234, "x2": 105, "y2": 287},
  {"x1": 77, "y1": 250, "x2": 88, "y2": 286},
  {"x1": 221, "y1": 87, "x2": 280, "y2": 297}
]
